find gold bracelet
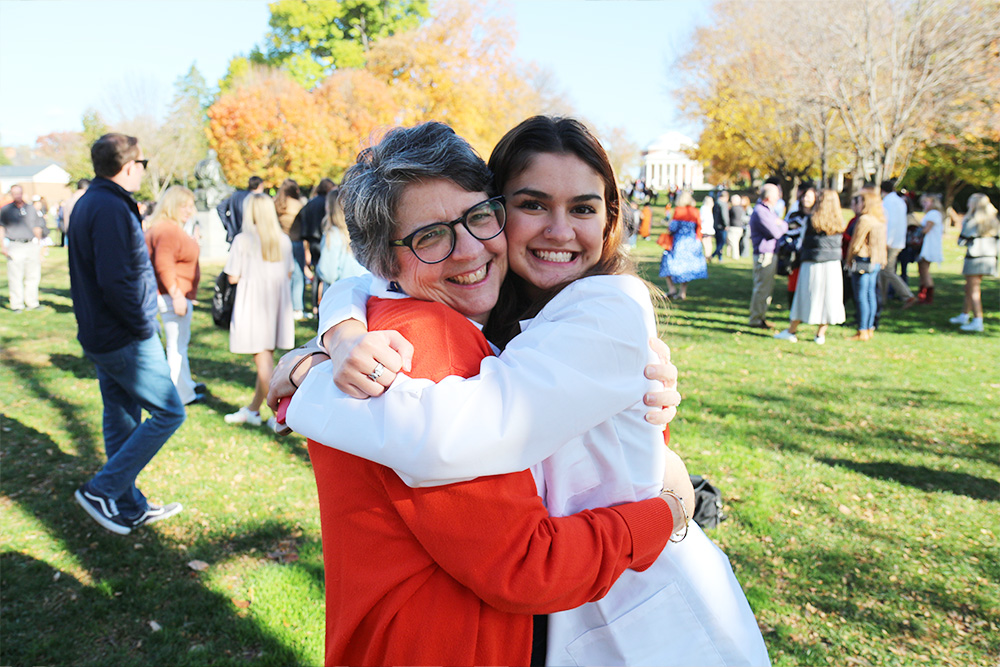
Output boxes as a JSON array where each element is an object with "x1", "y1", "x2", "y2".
[
  {"x1": 289, "y1": 351, "x2": 330, "y2": 389},
  {"x1": 660, "y1": 488, "x2": 690, "y2": 543}
]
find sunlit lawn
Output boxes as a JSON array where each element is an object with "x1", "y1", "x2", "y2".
[{"x1": 2, "y1": 226, "x2": 997, "y2": 666}]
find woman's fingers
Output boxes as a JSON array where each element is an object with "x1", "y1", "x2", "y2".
[
  {"x1": 381, "y1": 329, "x2": 414, "y2": 373},
  {"x1": 645, "y1": 405, "x2": 677, "y2": 426},
  {"x1": 644, "y1": 362, "x2": 678, "y2": 387},
  {"x1": 333, "y1": 330, "x2": 412, "y2": 397},
  {"x1": 648, "y1": 336, "x2": 672, "y2": 365},
  {"x1": 644, "y1": 388, "x2": 681, "y2": 408}
]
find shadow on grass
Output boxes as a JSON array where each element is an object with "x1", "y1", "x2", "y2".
[
  {"x1": 1, "y1": 406, "x2": 319, "y2": 666},
  {"x1": 702, "y1": 383, "x2": 997, "y2": 467},
  {"x1": 49, "y1": 352, "x2": 98, "y2": 380},
  {"x1": 817, "y1": 457, "x2": 1000, "y2": 501}
]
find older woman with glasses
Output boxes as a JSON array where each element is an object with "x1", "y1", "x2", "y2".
[
  {"x1": 280, "y1": 117, "x2": 768, "y2": 666},
  {"x1": 280, "y1": 122, "x2": 685, "y2": 667}
]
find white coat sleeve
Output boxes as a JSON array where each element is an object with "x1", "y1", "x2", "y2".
[
  {"x1": 286, "y1": 275, "x2": 659, "y2": 487},
  {"x1": 317, "y1": 273, "x2": 373, "y2": 338}
]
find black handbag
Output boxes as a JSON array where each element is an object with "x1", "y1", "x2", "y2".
[
  {"x1": 689, "y1": 475, "x2": 726, "y2": 529},
  {"x1": 849, "y1": 257, "x2": 872, "y2": 274},
  {"x1": 211, "y1": 272, "x2": 236, "y2": 328}
]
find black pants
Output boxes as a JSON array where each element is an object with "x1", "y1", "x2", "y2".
[{"x1": 530, "y1": 614, "x2": 548, "y2": 666}]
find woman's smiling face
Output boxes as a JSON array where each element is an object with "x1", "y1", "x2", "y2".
[
  {"x1": 392, "y1": 179, "x2": 507, "y2": 324},
  {"x1": 502, "y1": 152, "x2": 607, "y2": 295}
]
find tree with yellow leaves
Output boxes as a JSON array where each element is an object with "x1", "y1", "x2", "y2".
[
  {"x1": 366, "y1": 0, "x2": 546, "y2": 160},
  {"x1": 209, "y1": 1, "x2": 553, "y2": 186}
]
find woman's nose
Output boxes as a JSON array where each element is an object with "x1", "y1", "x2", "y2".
[
  {"x1": 451, "y1": 224, "x2": 486, "y2": 260},
  {"x1": 544, "y1": 210, "x2": 575, "y2": 241}
]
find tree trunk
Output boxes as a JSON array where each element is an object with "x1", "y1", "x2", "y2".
[
  {"x1": 943, "y1": 175, "x2": 963, "y2": 213},
  {"x1": 850, "y1": 157, "x2": 866, "y2": 199}
]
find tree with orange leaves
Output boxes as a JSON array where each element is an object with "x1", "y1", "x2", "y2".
[
  {"x1": 366, "y1": 0, "x2": 545, "y2": 159},
  {"x1": 207, "y1": 69, "x2": 335, "y2": 187}
]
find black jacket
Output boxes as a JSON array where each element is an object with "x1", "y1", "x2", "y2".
[
  {"x1": 712, "y1": 199, "x2": 730, "y2": 233},
  {"x1": 800, "y1": 224, "x2": 843, "y2": 264},
  {"x1": 68, "y1": 177, "x2": 158, "y2": 353},
  {"x1": 296, "y1": 195, "x2": 326, "y2": 247},
  {"x1": 217, "y1": 189, "x2": 251, "y2": 244}
]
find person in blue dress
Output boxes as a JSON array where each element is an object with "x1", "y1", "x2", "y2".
[{"x1": 658, "y1": 191, "x2": 708, "y2": 300}]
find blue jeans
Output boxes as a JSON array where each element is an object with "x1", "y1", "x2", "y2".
[
  {"x1": 713, "y1": 228, "x2": 727, "y2": 259},
  {"x1": 291, "y1": 240, "x2": 306, "y2": 312},
  {"x1": 851, "y1": 265, "x2": 881, "y2": 330},
  {"x1": 84, "y1": 334, "x2": 185, "y2": 518}
]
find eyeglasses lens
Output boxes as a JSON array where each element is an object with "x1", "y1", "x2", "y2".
[{"x1": 411, "y1": 200, "x2": 505, "y2": 264}]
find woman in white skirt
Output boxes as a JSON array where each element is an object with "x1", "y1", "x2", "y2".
[
  {"x1": 774, "y1": 190, "x2": 848, "y2": 344},
  {"x1": 916, "y1": 193, "x2": 945, "y2": 303},
  {"x1": 950, "y1": 193, "x2": 1000, "y2": 332}
]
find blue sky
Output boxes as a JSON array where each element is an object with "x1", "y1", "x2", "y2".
[{"x1": 0, "y1": 0, "x2": 710, "y2": 150}]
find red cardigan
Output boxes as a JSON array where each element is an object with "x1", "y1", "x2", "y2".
[{"x1": 308, "y1": 297, "x2": 673, "y2": 667}]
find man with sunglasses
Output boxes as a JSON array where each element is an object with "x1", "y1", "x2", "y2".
[{"x1": 68, "y1": 133, "x2": 186, "y2": 535}]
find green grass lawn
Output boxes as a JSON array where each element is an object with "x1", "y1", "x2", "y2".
[{"x1": 2, "y1": 226, "x2": 997, "y2": 666}]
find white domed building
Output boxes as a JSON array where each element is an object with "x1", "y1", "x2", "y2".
[{"x1": 638, "y1": 132, "x2": 706, "y2": 190}]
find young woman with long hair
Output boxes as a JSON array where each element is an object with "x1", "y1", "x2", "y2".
[
  {"x1": 223, "y1": 193, "x2": 294, "y2": 428},
  {"x1": 313, "y1": 188, "x2": 366, "y2": 301},
  {"x1": 845, "y1": 189, "x2": 888, "y2": 340},
  {"x1": 774, "y1": 189, "x2": 848, "y2": 344},
  {"x1": 916, "y1": 193, "x2": 945, "y2": 303},
  {"x1": 951, "y1": 193, "x2": 999, "y2": 332}
]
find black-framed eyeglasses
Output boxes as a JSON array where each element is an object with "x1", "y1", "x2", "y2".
[
  {"x1": 389, "y1": 196, "x2": 506, "y2": 264},
  {"x1": 134, "y1": 159, "x2": 149, "y2": 169}
]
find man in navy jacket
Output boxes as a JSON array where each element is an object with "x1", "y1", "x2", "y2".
[
  {"x1": 68, "y1": 133, "x2": 186, "y2": 535},
  {"x1": 216, "y1": 175, "x2": 264, "y2": 244}
]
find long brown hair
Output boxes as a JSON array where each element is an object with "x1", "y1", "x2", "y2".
[
  {"x1": 484, "y1": 116, "x2": 639, "y2": 347},
  {"x1": 274, "y1": 178, "x2": 301, "y2": 216},
  {"x1": 811, "y1": 189, "x2": 848, "y2": 235},
  {"x1": 858, "y1": 189, "x2": 887, "y2": 224}
]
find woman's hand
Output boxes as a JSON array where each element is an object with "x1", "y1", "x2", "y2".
[
  {"x1": 662, "y1": 447, "x2": 695, "y2": 533},
  {"x1": 171, "y1": 293, "x2": 187, "y2": 317},
  {"x1": 643, "y1": 337, "x2": 681, "y2": 426},
  {"x1": 322, "y1": 320, "x2": 414, "y2": 399},
  {"x1": 266, "y1": 342, "x2": 328, "y2": 411}
]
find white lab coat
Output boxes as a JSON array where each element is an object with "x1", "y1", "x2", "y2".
[{"x1": 289, "y1": 274, "x2": 770, "y2": 667}]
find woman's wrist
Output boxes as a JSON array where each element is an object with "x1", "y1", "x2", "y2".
[
  {"x1": 290, "y1": 350, "x2": 330, "y2": 389},
  {"x1": 659, "y1": 489, "x2": 690, "y2": 542}
]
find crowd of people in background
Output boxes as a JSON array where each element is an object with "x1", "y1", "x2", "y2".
[
  {"x1": 638, "y1": 175, "x2": 999, "y2": 338},
  {"x1": 0, "y1": 122, "x2": 995, "y2": 667}
]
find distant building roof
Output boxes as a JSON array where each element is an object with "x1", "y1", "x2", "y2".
[
  {"x1": 643, "y1": 132, "x2": 696, "y2": 157},
  {"x1": 0, "y1": 163, "x2": 65, "y2": 179}
]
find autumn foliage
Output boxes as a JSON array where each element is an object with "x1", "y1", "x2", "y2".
[{"x1": 207, "y1": 0, "x2": 545, "y2": 187}]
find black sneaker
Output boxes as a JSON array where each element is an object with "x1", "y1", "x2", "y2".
[
  {"x1": 131, "y1": 502, "x2": 183, "y2": 528},
  {"x1": 74, "y1": 485, "x2": 132, "y2": 535}
]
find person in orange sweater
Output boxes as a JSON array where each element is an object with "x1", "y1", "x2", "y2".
[
  {"x1": 309, "y1": 298, "x2": 677, "y2": 667},
  {"x1": 289, "y1": 123, "x2": 686, "y2": 666},
  {"x1": 144, "y1": 186, "x2": 204, "y2": 405},
  {"x1": 639, "y1": 201, "x2": 653, "y2": 238}
]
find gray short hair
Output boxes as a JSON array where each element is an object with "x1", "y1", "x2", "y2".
[
  {"x1": 761, "y1": 183, "x2": 780, "y2": 203},
  {"x1": 340, "y1": 122, "x2": 493, "y2": 279}
]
